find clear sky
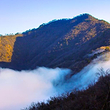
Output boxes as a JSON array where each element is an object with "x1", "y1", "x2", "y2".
[{"x1": 0, "y1": 0, "x2": 110, "y2": 35}]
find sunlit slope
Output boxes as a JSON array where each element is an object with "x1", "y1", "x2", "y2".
[{"x1": 0, "y1": 34, "x2": 22, "y2": 62}]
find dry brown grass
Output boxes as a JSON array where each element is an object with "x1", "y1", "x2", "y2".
[{"x1": 0, "y1": 34, "x2": 22, "y2": 62}]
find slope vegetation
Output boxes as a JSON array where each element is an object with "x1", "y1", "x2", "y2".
[
  {"x1": 27, "y1": 74, "x2": 110, "y2": 110},
  {"x1": 0, "y1": 34, "x2": 22, "y2": 62}
]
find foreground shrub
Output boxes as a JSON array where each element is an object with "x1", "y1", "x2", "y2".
[{"x1": 26, "y1": 71, "x2": 110, "y2": 110}]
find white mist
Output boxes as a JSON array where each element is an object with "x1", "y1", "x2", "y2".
[{"x1": 0, "y1": 52, "x2": 110, "y2": 110}]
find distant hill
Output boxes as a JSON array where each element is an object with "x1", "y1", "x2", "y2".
[{"x1": 0, "y1": 13, "x2": 110, "y2": 71}]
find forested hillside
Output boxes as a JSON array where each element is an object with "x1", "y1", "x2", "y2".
[{"x1": 0, "y1": 14, "x2": 110, "y2": 72}]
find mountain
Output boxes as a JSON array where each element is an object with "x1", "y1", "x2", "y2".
[{"x1": 0, "y1": 13, "x2": 110, "y2": 72}]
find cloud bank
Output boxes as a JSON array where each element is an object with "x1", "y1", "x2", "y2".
[
  {"x1": 0, "y1": 52, "x2": 110, "y2": 110},
  {"x1": 0, "y1": 67, "x2": 70, "y2": 110}
]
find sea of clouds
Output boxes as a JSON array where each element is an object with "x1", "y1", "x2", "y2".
[{"x1": 0, "y1": 52, "x2": 110, "y2": 110}]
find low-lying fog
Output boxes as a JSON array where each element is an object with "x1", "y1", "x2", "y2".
[{"x1": 0, "y1": 52, "x2": 110, "y2": 110}]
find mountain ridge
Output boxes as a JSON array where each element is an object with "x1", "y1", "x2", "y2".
[{"x1": 0, "y1": 13, "x2": 110, "y2": 72}]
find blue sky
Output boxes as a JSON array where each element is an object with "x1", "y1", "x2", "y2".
[{"x1": 0, "y1": 0, "x2": 110, "y2": 35}]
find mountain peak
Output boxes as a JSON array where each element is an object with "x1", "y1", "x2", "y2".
[
  {"x1": 81, "y1": 13, "x2": 92, "y2": 17},
  {"x1": 73, "y1": 13, "x2": 95, "y2": 21}
]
